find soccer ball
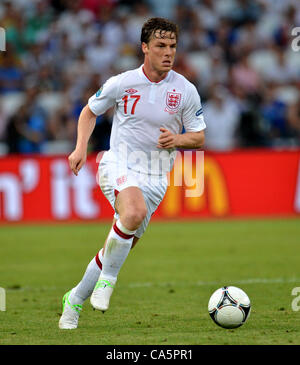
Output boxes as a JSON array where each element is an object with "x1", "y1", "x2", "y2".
[{"x1": 208, "y1": 286, "x2": 251, "y2": 329}]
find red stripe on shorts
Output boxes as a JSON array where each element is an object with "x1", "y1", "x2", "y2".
[
  {"x1": 113, "y1": 223, "x2": 134, "y2": 240},
  {"x1": 95, "y1": 252, "x2": 102, "y2": 270}
]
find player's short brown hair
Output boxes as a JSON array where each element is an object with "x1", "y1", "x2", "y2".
[{"x1": 141, "y1": 17, "x2": 179, "y2": 44}]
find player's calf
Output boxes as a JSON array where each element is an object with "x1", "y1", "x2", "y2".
[{"x1": 91, "y1": 219, "x2": 136, "y2": 311}]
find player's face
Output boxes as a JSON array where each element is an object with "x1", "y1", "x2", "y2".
[{"x1": 142, "y1": 30, "x2": 177, "y2": 73}]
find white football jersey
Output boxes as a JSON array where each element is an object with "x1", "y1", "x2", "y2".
[{"x1": 88, "y1": 64, "x2": 206, "y2": 175}]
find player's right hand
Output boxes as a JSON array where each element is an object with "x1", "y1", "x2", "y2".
[{"x1": 68, "y1": 149, "x2": 87, "y2": 176}]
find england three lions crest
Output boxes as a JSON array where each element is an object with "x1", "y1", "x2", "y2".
[{"x1": 165, "y1": 91, "x2": 181, "y2": 114}]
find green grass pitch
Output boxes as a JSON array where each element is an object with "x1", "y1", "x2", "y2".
[{"x1": 0, "y1": 219, "x2": 300, "y2": 345}]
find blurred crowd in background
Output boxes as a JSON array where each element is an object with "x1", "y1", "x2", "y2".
[{"x1": 0, "y1": 0, "x2": 300, "y2": 155}]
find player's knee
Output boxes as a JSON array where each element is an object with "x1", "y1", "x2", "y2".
[{"x1": 124, "y1": 207, "x2": 147, "y2": 229}]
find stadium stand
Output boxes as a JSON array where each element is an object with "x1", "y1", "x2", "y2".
[{"x1": 0, "y1": 0, "x2": 299, "y2": 154}]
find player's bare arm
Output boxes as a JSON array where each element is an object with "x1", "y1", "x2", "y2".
[
  {"x1": 68, "y1": 105, "x2": 97, "y2": 176},
  {"x1": 157, "y1": 127, "x2": 205, "y2": 149}
]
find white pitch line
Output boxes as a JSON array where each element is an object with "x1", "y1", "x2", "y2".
[
  {"x1": 5, "y1": 277, "x2": 300, "y2": 292},
  {"x1": 127, "y1": 277, "x2": 300, "y2": 288}
]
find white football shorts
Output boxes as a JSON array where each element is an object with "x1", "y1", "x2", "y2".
[{"x1": 98, "y1": 156, "x2": 168, "y2": 238}]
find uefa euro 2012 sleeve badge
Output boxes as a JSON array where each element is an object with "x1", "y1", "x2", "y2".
[{"x1": 96, "y1": 86, "x2": 103, "y2": 97}]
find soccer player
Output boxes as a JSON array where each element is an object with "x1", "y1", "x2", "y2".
[{"x1": 59, "y1": 17, "x2": 206, "y2": 329}]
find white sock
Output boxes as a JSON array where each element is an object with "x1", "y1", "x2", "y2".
[
  {"x1": 69, "y1": 249, "x2": 104, "y2": 306},
  {"x1": 100, "y1": 220, "x2": 136, "y2": 283}
]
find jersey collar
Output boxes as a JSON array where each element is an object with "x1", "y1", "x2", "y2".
[{"x1": 138, "y1": 64, "x2": 171, "y2": 84}]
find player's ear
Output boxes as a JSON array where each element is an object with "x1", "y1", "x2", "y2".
[{"x1": 141, "y1": 42, "x2": 149, "y2": 55}]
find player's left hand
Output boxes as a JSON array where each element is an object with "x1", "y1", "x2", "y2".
[{"x1": 157, "y1": 127, "x2": 179, "y2": 149}]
